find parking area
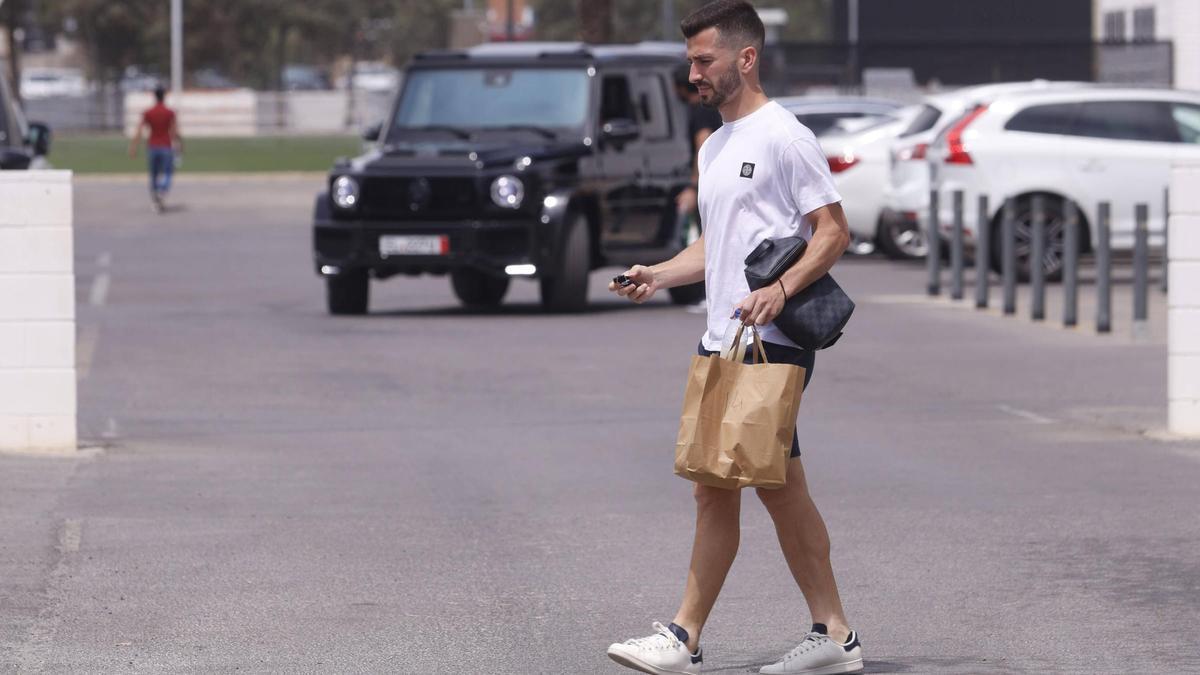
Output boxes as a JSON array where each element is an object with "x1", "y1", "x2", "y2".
[{"x1": 1, "y1": 176, "x2": 1197, "y2": 673}]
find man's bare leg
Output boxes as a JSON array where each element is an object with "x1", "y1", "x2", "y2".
[
  {"x1": 756, "y1": 458, "x2": 851, "y2": 642},
  {"x1": 670, "y1": 483, "x2": 742, "y2": 652}
]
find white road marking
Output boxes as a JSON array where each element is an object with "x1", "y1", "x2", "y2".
[
  {"x1": 59, "y1": 519, "x2": 82, "y2": 553},
  {"x1": 88, "y1": 272, "x2": 110, "y2": 307},
  {"x1": 997, "y1": 404, "x2": 1055, "y2": 425}
]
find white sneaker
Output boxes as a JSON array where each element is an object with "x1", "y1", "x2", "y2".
[
  {"x1": 607, "y1": 621, "x2": 702, "y2": 674},
  {"x1": 759, "y1": 627, "x2": 863, "y2": 675}
]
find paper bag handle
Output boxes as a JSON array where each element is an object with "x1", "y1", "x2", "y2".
[{"x1": 727, "y1": 323, "x2": 770, "y2": 364}]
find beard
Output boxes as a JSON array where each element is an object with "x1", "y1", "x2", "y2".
[{"x1": 698, "y1": 66, "x2": 741, "y2": 108}]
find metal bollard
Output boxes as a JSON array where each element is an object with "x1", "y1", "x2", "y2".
[
  {"x1": 927, "y1": 189, "x2": 941, "y2": 296},
  {"x1": 1162, "y1": 187, "x2": 1170, "y2": 294},
  {"x1": 1063, "y1": 200, "x2": 1079, "y2": 327},
  {"x1": 1133, "y1": 203, "x2": 1150, "y2": 340},
  {"x1": 1097, "y1": 202, "x2": 1112, "y2": 334},
  {"x1": 951, "y1": 190, "x2": 965, "y2": 300},
  {"x1": 1030, "y1": 195, "x2": 1046, "y2": 321},
  {"x1": 975, "y1": 194, "x2": 990, "y2": 309},
  {"x1": 1002, "y1": 197, "x2": 1017, "y2": 315}
]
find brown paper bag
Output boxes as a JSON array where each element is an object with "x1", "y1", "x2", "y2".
[{"x1": 674, "y1": 325, "x2": 806, "y2": 490}]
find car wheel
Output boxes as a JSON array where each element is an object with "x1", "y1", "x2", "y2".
[
  {"x1": 877, "y1": 217, "x2": 928, "y2": 259},
  {"x1": 668, "y1": 282, "x2": 705, "y2": 305},
  {"x1": 989, "y1": 197, "x2": 1068, "y2": 282},
  {"x1": 326, "y1": 270, "x2": 369, "y2": 315},
  {"x1": 451, "y1": 268, "x2": 510, "y2": 308},
  {"x1": 540, "y1": 214, "x2": 590, "y2": 312}
]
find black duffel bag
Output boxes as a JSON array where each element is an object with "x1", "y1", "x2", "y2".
[{"x1": 744, "y1": 235, "x2": 855, "y2": 350}]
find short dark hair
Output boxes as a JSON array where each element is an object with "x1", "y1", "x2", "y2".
[
  {"x1": 154, "y1": 85, "x2": 166, "y2": 102},
  {"x1": 680, "y1": 0, "x2": 765, "y2": 52}
]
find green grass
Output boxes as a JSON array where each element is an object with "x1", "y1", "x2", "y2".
[{"x1": 51, "y1": 134, "x2": 362, "y2": 174}]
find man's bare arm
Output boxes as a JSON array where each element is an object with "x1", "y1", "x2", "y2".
[
  {"x1": 736, "y1": 202, "x2": 851, "y2": 325},
  {"x1": 609, "y1": 235, "x2": 705, "y2": 303},
  {"x1": 777, "y1": 203, "x2": 851, "y2": 298}
]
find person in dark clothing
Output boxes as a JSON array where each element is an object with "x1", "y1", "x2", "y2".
[{"x1": 675, "y1": 66, "x2": 723, "y2": 220}]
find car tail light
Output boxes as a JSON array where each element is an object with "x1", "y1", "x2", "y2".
[
  {"x1": 827, "y1": 152, "x2": 858, "y2": 173},
  {"x1": 896, "y1": 143, "x2": 927, "y2": 161},
  {"x1": 945, "y1": 106, "x2": 988, "y2": 165}
]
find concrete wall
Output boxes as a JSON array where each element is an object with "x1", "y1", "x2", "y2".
[
  {"x1": 123, "y1": 90, "x2": 393, "y2": 136},
  {"x1": 1094, "y1": 0, "x2": 1200, "y2": 90},
  {"x1": 0, "y1": 171, "x2": 76, "y2": 453},
  {"x1": 125, "y1": 90, "x2": 257, "y2": 137},
  {"x1": 1169, "y1": 162, "x2": 1200, "y2": 436}
]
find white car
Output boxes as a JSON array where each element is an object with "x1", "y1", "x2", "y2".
[
  {"x1": 19, "y1": 67, "x2": 88, "y2": 99},
  {"x1": 818, "y1": 107, "x2": 920, "y2": 252},
  {"x1": 882, "y1": 81, "x2": 1092, "y2": 259},
  {"x1": 776, "y1": 96, "x2": 906, "y2": 137},
  {"x1": 928, "y1": 87, "x2": 1200, "y2": 278}
]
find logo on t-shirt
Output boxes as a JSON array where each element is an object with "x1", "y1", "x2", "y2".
[{"x1": 739, "y1": 162, "x2": 755, "y2": 179}]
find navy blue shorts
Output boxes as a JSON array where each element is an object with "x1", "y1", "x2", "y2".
[{"x1": 697, "y1": 339, "x2": 815, "y2": 458}]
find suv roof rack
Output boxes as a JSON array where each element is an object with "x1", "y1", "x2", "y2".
[{"x1": 414, "y1": 41, "x2": 685, "y2": 63}]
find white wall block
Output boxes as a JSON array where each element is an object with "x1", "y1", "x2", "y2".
[
  {"x1": 1169, "y1": 214, "x2": 1200, "y2": 260},
  {"x1": 1169, "y1": 400, "x2": 1200, "y2": 436},
  {"x1": 0, "y1": 172, "x2": 73, "y2": 228},
  {"x1": 1168, "y1": 355, "x2": 1200, "y2": 400},
  {"x1": 0, "y1": 324, "x2": 22, "y2": 368},
  {"x1": 0, "y1": 415, "x2": 28, "y2": 447},
  {"x1": 1169, "y1": 163, "x2": 1200, "y2": 437},
  {"x1": 1167, "y1": 262, "x2": 1200, "y2": 309},
  {"x1": 27, "y1": 415, "x2": 75, "y2": 449},
  {"x1": 0, "y1": 172, "x2": 75, "y2": 453},
  {"x1": 0, "y1": 370, "x2": 75, "y2": 416},
  {"x1": 1170, "y1": 165, "x2": 1200, "y2": 216},
  {"x1": 0, "y1": 274, "x2": 75, "y2": 321},
  {"x1": 23, "y1": 322, "x2": 75, "y2": 368}
]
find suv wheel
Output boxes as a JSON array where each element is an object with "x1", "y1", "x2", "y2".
[
  {"x1": 989, "y1": 197, "x2": 1070, "y2": 282},
  {"x1": 451, "y1": 268, "x2": 510, "y2": 308},
  {"x1": 326, "y1": 270, "x2": 369, "y2": 315},
  {"x1": 540, "y1": 214, "x2": 590, "y2": 312}
]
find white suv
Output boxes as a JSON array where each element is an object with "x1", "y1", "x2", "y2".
[
  {"x1": 881, "y1": 81, "x2": 1091, "y2": 259},
  {"x1": 929, "y1": 87, "x2": 1200, "y2": 277}
]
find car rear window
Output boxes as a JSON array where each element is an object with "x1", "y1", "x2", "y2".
[
  {"x1": 899, "y1": 104, "x2": 940, "y2": 137},
  {"x1": 1072, "y1": 100, "x2": 1180, "y2": 143},
  {"x1": 1004, "y1": 103, "x2": 1079, "y2": 135},
  {"x1": 1173, "y1": 104, "x2": 1200, "y2": 144}
]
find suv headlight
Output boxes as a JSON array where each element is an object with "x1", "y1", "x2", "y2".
[
  {"x1": 490, "y1": 175, "x2": 524, "y2": 209},
  {"x1": 332, "y1": 175, "x2": 359, "y2": 209}
]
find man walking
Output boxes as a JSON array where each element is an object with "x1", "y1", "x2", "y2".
[
  {"x1": 128, "y1": 85, "x2": 183, "y2": 212},
  {"x1": 605, "y1": 2, "x2": 862, "y2": 674}
]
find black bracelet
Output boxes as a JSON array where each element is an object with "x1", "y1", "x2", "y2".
[{"x1": 777, "y1": 278, "x2": 788, "y2": 300}]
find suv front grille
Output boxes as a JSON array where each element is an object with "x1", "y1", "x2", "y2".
[{"x1": 358, "y1": 176, "x2": 479, "y2": 220}]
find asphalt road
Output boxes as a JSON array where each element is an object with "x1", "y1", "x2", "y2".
[{"x1": 2, "y1": 176, "x2": 1198, "y2": 674}]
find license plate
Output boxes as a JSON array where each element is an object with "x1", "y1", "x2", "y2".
[{"x1": 379, "y1": 235, "x2": 448, "y2": 257}]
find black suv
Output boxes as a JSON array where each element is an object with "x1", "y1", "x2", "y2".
[
  {"x1": 312, "y1": 42, "x2": 703, "y2": 314},
  {"x1": 0, "y1": 69, "x2": 51, "y2": 170}
]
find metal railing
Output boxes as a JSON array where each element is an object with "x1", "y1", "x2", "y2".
[{"x1": 926, "y1": 189, "x2": 1168, "y2": 337}]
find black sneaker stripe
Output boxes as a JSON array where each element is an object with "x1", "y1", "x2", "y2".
[{"x1": 842, "y1": 631, "x2": 860, "y2": 653}]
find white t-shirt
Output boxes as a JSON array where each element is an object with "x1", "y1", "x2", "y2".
[{"x1": 696, "y1": 99, "x2": 842, "y2": 351}]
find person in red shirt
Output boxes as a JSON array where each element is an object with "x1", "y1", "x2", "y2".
[{"x1": 128, "y1": 86, "x2": 183, "y2": 212}]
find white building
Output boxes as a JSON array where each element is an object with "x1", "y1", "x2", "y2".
[{"x1": 1094, "y1": 0, "x2": 1200, "y2": 90}]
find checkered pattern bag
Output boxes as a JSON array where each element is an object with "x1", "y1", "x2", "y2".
[{"x1": 744, "y1": 236, "x2": 855, "y2": 350}]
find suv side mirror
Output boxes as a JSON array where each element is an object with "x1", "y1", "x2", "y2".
[
  {"x1": 362, "y1": 122, "x2": 382, "y2": 143},
  {"x1": 27, "y1": 122, "x2": 51, "y2": 157},
  {"x1": 600, "y1": 118, "x2": 639, "y2": 146}
]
